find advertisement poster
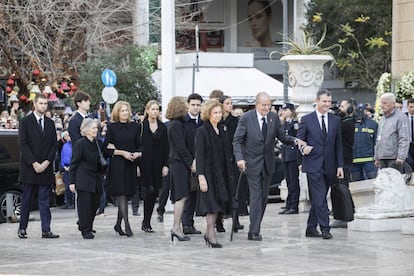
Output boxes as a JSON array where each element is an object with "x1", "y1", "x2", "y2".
[{"x1": 237, "y1": 0, "x2": 290, "y2": 60}]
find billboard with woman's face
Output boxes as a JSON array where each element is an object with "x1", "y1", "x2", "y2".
[{"x1": 237, "y1": 0, "x2": 292, "y2": 60}]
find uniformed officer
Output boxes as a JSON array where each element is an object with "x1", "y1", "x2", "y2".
[{"x1": 279, "y1": 103, "x2": 301, "y2": 215}]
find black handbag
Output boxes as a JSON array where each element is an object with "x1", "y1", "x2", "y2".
[
  {"x1": 189, "y1": 173, "x2": 199, "y2": 192},
  {"x1": 95, "y1": 139, "x2": 108, "y2": 170},
  {"x1": 330, "y1": 179, "x2": 355, "y2": 222}
]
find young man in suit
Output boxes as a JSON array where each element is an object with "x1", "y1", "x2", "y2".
[
  {"x1": 233, "y1": 92, "x2": 305, "y2": 241},
  {"x1": 68, "y1": 92, "x2": 91, "y2": 144},
  {"x1": 18, "y1": 94, "x2": 59, "y2": 239},
  {"x1": 298, "y1": 89, "x2": 344, "y2": 239},
  {"x1": 182, "y1": 93, "x2": 203, "y2": 235}
]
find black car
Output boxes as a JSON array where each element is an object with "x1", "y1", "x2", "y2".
[
  {"x1": 268, "y1": 148, "x2": 285, "y2": 203},
  {"x1": 0, "y1": 129, "x2": 22, "y2": 223}
]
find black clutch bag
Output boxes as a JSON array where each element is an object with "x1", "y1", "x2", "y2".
[{"x1": 189, "y1": 173, "x2": 199, "y2": 192}]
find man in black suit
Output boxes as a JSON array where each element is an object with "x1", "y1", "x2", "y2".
[
  {"x1": 68, "y1": 92, "x2": 91, "y2": 144},
  {"x1": 233, "y1": 92, "x2": 305, "y2": 241},
  {"x1": 18, "y1": 94, "x2": 59, "y2": 239},
  {"x1": 297, "y1": 89, "x2": 344, "y2": 239},
  {"x1": 182, "y1": 93, "x2": 203, "y2": 235},
  {"x1": 330, "y1": 99, "x2": 355, "y2": 229}
]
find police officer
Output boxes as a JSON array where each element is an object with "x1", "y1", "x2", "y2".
[{"x1": 279, "y1": 103, "x2": 300, "y2": 215}]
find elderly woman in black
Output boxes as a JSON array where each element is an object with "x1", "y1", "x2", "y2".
[
  {"x1": 166, "y1": 97, "x2": 193, "y2": 242},
  {"x1": 196, "y1": 100, "x2": 234, "y2": 248},
  {"x1": 69, "y1": 118, "x2": 103, "y2": 239}
]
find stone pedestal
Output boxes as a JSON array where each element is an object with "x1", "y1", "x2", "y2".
[
  {"x1": 401, "y1": 220, "x2": 414, "y2": 235},
  {"x1": 279, "y1": 172, "x2": 310, "y2": 212},
  {"x1": 349, "y1": 217, "x2": 412, "y2": 232}
]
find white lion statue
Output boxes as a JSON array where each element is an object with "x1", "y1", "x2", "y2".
[{"x1": 356, "y1": 168, "x2": 414, "y2": 219}]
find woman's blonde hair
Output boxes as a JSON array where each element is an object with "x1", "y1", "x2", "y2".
[
  {"x1": 144, "y1": 100, "x2": 161, "y2": 120},
  {"x1": 111, "y1": 101, "x2": 131, "y2": 123},
  {"x1": 165, "y1": 97, "x2": 187, "y2": 120},
  {"x1": 80, "y1": 118, "x2": 98, "y2": 136},
  {"x1": 200, "y1": 99, "x2": 222, "y2": 122}
]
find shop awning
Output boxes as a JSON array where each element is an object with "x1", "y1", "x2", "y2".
[{"x1": 151, "y1": 53, "x2": 292, "y2": 105}]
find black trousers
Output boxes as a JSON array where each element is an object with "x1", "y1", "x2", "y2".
[
  {"x1": 77, "y1": 190, "x2": 100, "y2": 234},
  {"x1": 19, "y1": 183, "x2": 51, "y2": 233},
  {"x1": 283, "y1": 160, "x2": 300, "y2": 211}
]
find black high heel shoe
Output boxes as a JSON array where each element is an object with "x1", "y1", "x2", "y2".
[
  {"x1": 170, "y1": 230, "x2": 190, "y2": 242},
  {"x1": 142, "y1": 225, "x2": 155, "y2": 233},
  {"x1": 114, "y1": 224, "x2": 126, "y2": 236},
  {"x1": 204, "y1": 235, "x2": 222, "y2": 248},
  {"x1": 125, "y1": 224, "x2": 134, "y2": 237}
]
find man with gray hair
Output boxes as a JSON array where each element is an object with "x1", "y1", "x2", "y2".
[
  {"x1": 374, "y1": 92, "x2": 409, "y2": 170},
  {"x1": 233, "y1": 92, "x2": 306, "y2": 241}
]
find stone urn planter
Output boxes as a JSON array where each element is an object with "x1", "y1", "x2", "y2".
[{"x1": 281, "y1": 55, "x2": 333, "y2": 116}]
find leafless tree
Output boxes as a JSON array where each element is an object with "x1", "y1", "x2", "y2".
[
  {"x1": 0, "y1": 0, "x2": 134, "y2": 87},
  {"x1": 0, "y1": 0, "x2": 212, "y2": 88}
]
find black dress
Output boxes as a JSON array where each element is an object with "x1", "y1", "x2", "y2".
[
  {"x1": 167, "y1": 118, "x2": 193, "y2": 203},
  {"x1": 140, "y1": 118, "x2": 169, "y2": 191},
  {"x1": 104, "y1": 122, "x2": 141, "y2": 197},
  {"x1": 222, "y1": 113, "x2": 249, "y2": 216},
  {"x1": 195, "y1": 122, "x2": 233, "y2": 216}
]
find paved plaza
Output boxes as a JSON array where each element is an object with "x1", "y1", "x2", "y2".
[{"x1": 1, "y1": 202, "x2": 414, "y2": 276}]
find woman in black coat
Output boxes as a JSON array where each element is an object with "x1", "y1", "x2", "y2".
[
  {"x1": 69, "y1": 118, "x2": 103, "y2": 239},
  {"x1": 196, "y1": 100, "x2": 234, "y2": 248},
  {"x1": 166, "y1": 97, "x2": 193, "y2": 242},
  {"x1": 139, "y1": 100, "x2": 169, "y2": 233},
  {"x1": 104, "y1": 101, "x2": 142, "y2": 237},
  {"x1": 219, "y1": 96, "x2": 248, "y2": 232}
]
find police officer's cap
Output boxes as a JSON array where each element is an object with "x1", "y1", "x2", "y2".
[{"x1": 281, "y1": 102, "x2": 295, "y2": 110}]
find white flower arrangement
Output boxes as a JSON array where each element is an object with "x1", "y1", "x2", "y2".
[
  {"x1": 396, "y1": 71, "x2": 414, "y2": 100},
  {"x1": 374, "y1": 72, "x2": 391, "y2": 121}
]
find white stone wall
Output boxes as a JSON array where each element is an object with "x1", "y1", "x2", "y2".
[{"x1": 392, "y1": 0, "x2": 414, "y2": 79}]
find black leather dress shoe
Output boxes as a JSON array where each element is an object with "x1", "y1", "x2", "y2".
[
  {"x1": 42, "y1": 232, "x2": 60, "y2": 239},
  {"x1": 82, "y1": 232, "x2": 95, "y2": 239},
  {"x1": 183, "y1": 226, "x2": 201, "y2": 235},
  {"x1": 305, "y1": 229, "x2": 322, "y2": 238},
  {"x1": 17, "y1": 229, "x2": 27, "y2": 239},
  {"x1": 322, "y1": 231, "x2": 333, "y2": 239},
  {"x1": 247, "y1": 233, "x2": 262, "y2": 241},
  {"x1": 284, "y1": 209, "x2": 299, "y2": 215}
]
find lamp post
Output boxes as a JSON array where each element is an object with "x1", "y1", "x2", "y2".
[{"x1": 282, "y1": 0, "x2": 289, "y2": 102}]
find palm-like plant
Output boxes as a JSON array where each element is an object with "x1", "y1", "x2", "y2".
[{"x1": 270, "y1": 25, "x2": 342, "y2": 60}]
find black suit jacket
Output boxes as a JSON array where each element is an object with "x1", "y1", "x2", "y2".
[
  {"x1": 69, "y1": 137, "x2": 103, "y2": 194},
  {"x1": 68, "y1": 112, "x2": 85, "y2": 143},
  {"x1": 297, "y1": 111, "x2": 343, "y2": 174},
  {"x1": 18, "y1": 113, "x2": 57, "y2": 185},
  {"x1": 233, "y1": 110, "x2": 295, "y2": 176}
]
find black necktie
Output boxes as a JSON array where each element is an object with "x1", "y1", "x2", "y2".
[
  {"x1": 321, "y1": 115, "x2": 327, "y2": 139},
  {"x1": 262, "y1": 117, "x2": 267, "y2": 141},
  {"x1": 38, "y1": 118, "x2": 43, "y2": 132},
  {"x1": 411, "y1": 116, "x2": 414, "y2": 142}
]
